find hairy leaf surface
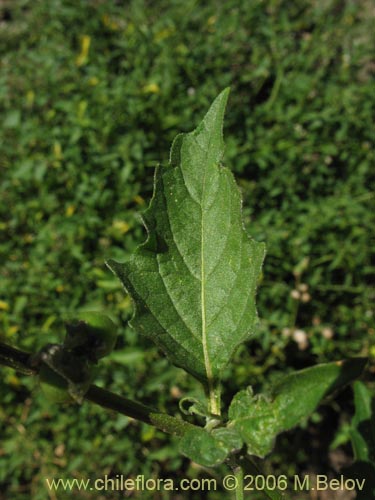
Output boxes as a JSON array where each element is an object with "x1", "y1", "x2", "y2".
[
  {"x1": 179, "y1": 426, "x2": 243, "y2": 467},
  {"x1": 108, "y1": 89, "x2": 265, "y2": 385},
  {"x1": 229, "y1": 358, "x2": 367, "y2": 457}
]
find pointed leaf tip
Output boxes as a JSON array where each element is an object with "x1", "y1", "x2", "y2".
[
  {"x1": 170, "y1": 87, "x2": 230, "y2": 167},
  {"x1": 110, "y1": 90, "x2": 265, "y2": 385}
]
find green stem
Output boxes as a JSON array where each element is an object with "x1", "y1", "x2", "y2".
[
  {"x1": 0, "y1": 341, "x2": 196, "y2": 437},
  {"x1": 0, "y1": 341, "x2": 37, "y2": 375},
  {"x1": 208, "y1": 380, "x2": 221, "y2": 417},
  {"x1": 85, "y1": 385, "x2": 195, "y2": 435},
  {"x1": 241, "y1": 456, "x2": 287, "y2": 500},
  {"x1": 234, "y1": 464, "x2": 244, "y2": 500}
]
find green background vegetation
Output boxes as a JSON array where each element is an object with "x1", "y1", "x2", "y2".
[{"x1": 0, "y1": 0, "x2": 373, "y2": 498}]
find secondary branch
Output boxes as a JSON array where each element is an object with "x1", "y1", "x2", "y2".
[{"x1": 0, "y1": 341, "x2": 195, "y2": 436}]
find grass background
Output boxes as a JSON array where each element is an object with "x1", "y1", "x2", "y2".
[{"x1": 0, "y1": 0, "x2": 374, "y2": 498}]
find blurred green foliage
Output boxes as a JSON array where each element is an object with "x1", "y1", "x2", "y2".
[{"x1": 0, "y1": 0, "x2": 373, "y2": 498}]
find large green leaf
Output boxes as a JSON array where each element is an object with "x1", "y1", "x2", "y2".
[
  {"x1": 228, "y1": 358, "x2": 367, "y2": 457},
  {"x1": 108, "y1": 89, "x2": 265, "y2": 390}
]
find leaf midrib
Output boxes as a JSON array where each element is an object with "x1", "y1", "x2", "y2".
[{"x1": 199, "y1": 126, "x2": 216, "y2": 408}]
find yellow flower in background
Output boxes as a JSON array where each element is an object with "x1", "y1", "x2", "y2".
[
  {"x1": 142, "y1": 83, "x2": 160, "y2": 94},
  {"x1": 26, "y1": 90, "x2": 35, "y2": 107},
  {"x1": 23, "y1": 234, "x2": 34, "y2": 243},
  {"x1": 154, "y1": 27, "x2": 175, "y2": 43},
  {"x1": 77, "y1": 100, "x2": 88, "y2": 119},
  {"x1": 118, "y1": 296, "x2": 132, "y2": 311},
  {"x1": 65, "y1": 205, "x2": 75, "y2": 217},
  {"x1": 7, "y1": 326, "x2": 19, "y2": 336},
  {"x1": 88, "y1": 76, "x2": 99, "y2": 86},
  {"x1": 207, "y1": 15, "x2": 217, "y2": 32},
  {"x1": 76, "y1": 35, "x2": 91, "y2": 67},
  {"x1": 0, "y1": 300, "x2": 9, "y2": 311},
  {"x1": 102, "y1": 13, "x2": 119, "y2": 31},
  {"x1": 6, "y1": 374, "x2": 20, "y2": 387},
  {"x1": 53, "y1": 141, "x2": 62, "y2": 159},
  {"x1": 133, "y1": 195, "x2": 145, "y2": 205},
  {"x1": 112, "y1": 220, "x2": 130, "y2": 235}
]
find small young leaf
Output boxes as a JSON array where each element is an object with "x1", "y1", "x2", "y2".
[
  {"x1": 179, "y1": 397, "x2": 211, "y2": 418},
  {"x1": 211, "y1": 426, "x2": 243, "y2": 453},
  {"x1": 228, "y1": 391, "x2": 277, "y2": 457},
  {"x1": 229, "y1": 358, "x2": 367, "y2": 457},
  {"x1": 179, "y1": 428, "x2": 228, "y2": 467},
  {"x1": 178, "y1": 426, "x2": 242, "y2": 467},
  {"x1": 108, "y1": 89, "x2": 265, "y2": 393}
]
